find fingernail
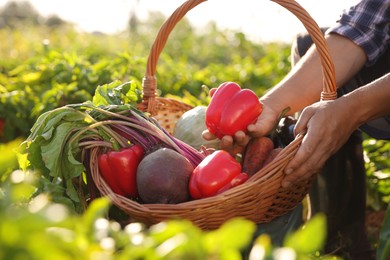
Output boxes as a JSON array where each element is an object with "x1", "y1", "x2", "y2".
[{"x1": 285, "y1": 168, "x2": 293, "y2": 175}]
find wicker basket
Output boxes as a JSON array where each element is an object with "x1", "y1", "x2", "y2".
[{"x1": 87, "y1": 0, "x2": 336, "y2": 230}]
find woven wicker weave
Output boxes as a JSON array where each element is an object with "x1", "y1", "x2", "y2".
[{"x1": 88, "y1": 0, "x2": 336, "y2": 230}]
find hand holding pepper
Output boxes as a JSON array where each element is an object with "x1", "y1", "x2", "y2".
[
  {"x1": 203, "y1": 88, "x2": 280, "y2": 156},
  {"x1": 205, "y1": 82, "x2": 263, "y2": 139}
]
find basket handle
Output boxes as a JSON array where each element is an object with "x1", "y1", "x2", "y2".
[{"x1": 142, "y1": 0, "x2": 337, "y2": 113}]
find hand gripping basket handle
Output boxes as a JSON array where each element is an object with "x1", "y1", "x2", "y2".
[{"x1": 142, "y1": 0, "x2": 337, "y2": 113}]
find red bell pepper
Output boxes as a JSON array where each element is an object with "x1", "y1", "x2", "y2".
[
  {"x1": 98, "y1": 144, "x2": 144, "y2": 198},
  {"x1": 189, "y1": 150, "x2": 249, "y2": 199},
  {"x1": 206, "y1": 82, "x2": 262, "y2": 139}
]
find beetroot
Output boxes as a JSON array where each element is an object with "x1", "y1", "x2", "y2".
[{"x1": 136, "y1": 148, "x2": 194, "y2": 204}]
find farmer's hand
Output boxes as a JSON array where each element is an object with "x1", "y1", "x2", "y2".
[
  {"x1": 282, "y1": 98, "x2": 359, "y2": 187},
  {"x1": 202, "y1": 101, "x2": 281, "y2": 156},
  {"x1": 202, "y1": 128, "x2": 249, "y2": 156}
]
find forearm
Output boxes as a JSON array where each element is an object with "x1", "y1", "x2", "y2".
[
  {"x1": 340, "y1": 73, "x2": 390, "y2": 128},
  {"x1": 261, "y1": 34, "x2": 367, "y2": 114}
]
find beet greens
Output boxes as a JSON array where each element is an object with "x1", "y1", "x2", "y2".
[{"x1": 22, "y1": 81, "x2": 205, "y2": 212}]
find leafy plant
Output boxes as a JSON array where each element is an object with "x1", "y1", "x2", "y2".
[
  {"x1": 0, "y1": 138, "x2": 21, "y2": 180},
  {"x1": 364, "y1": 137, "x2": 390, "y2": 210},
  {"x1": 0, "y1": 167, "x2": 341, "y2": 260}
]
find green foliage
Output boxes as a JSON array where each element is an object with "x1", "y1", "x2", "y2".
[
  {"x1": 0, "y1": 46, "x2": 145, "y2": 142},
  {"x1": 0, "y1": 170, "x2": 337, "y2": 259},
  {"x1": 0, "y1": 138, "x2": 22, "y2": 180},
  {"x1": 92, "y1": 81, "x2": 140, "y2": 106},
  {"x1": 364, "y1": 137, "x2": 390, "y2": 210},
  {"x1": 0, "y1": 19, "x2": 290, "y2": 142},
  {"x1": 20, "y1": 81, "x2": 143, "y2": 213},
  {"x1": 249, "y1": 214, "x2": 341, "y2": 260},
  {"x1": 284, "y1": 214, "x2": 327, "y2": 255},
  {"x1": 0, "y1": 172, "x2": 114, "y2": 260}
]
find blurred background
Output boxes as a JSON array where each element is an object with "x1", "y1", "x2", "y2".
[{"x1": 0, "y1": 0, "x2": 359, "y2": 42}]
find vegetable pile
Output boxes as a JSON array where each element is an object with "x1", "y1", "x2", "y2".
[
  {"x1": 22, "y1": 81, "x2": 205, "y2": 212},
  {"x1": 22, "y1": 80, "x2": 296, "y2": 218}
]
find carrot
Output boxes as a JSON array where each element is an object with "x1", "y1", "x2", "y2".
[
  {"x1": 263, "y1": 147, "x2": 283, "y2": 167},
  {"x1": 242, "y1": 136, "x2": 274, "y2": 176}
]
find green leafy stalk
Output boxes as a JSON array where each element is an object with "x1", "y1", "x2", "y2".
[
  {"x1": 22, "y1": 81, "x2": 141, "y2": 212},
  {"x1": 22, "y1": 107, "x2": 93, "y2": 212}
]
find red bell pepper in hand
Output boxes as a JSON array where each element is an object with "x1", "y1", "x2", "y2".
[
  {"x1": 98, "y1": 144, "x2": 144, "y2": 198},
  {"x1": 189, "y1": 150, "x2": 249, "y2": 199},
  {"x1": 206, "y1": 82, "x2": 262, "y2": 139}
]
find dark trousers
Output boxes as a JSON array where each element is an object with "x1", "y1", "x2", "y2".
[{"x1": 292, "y1": 29, "x2": 390, "y2": 260}]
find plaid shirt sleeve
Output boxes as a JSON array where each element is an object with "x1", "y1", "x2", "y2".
[{"x1": 327, "y1": 0, "x2": 390, "y2": 66}]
